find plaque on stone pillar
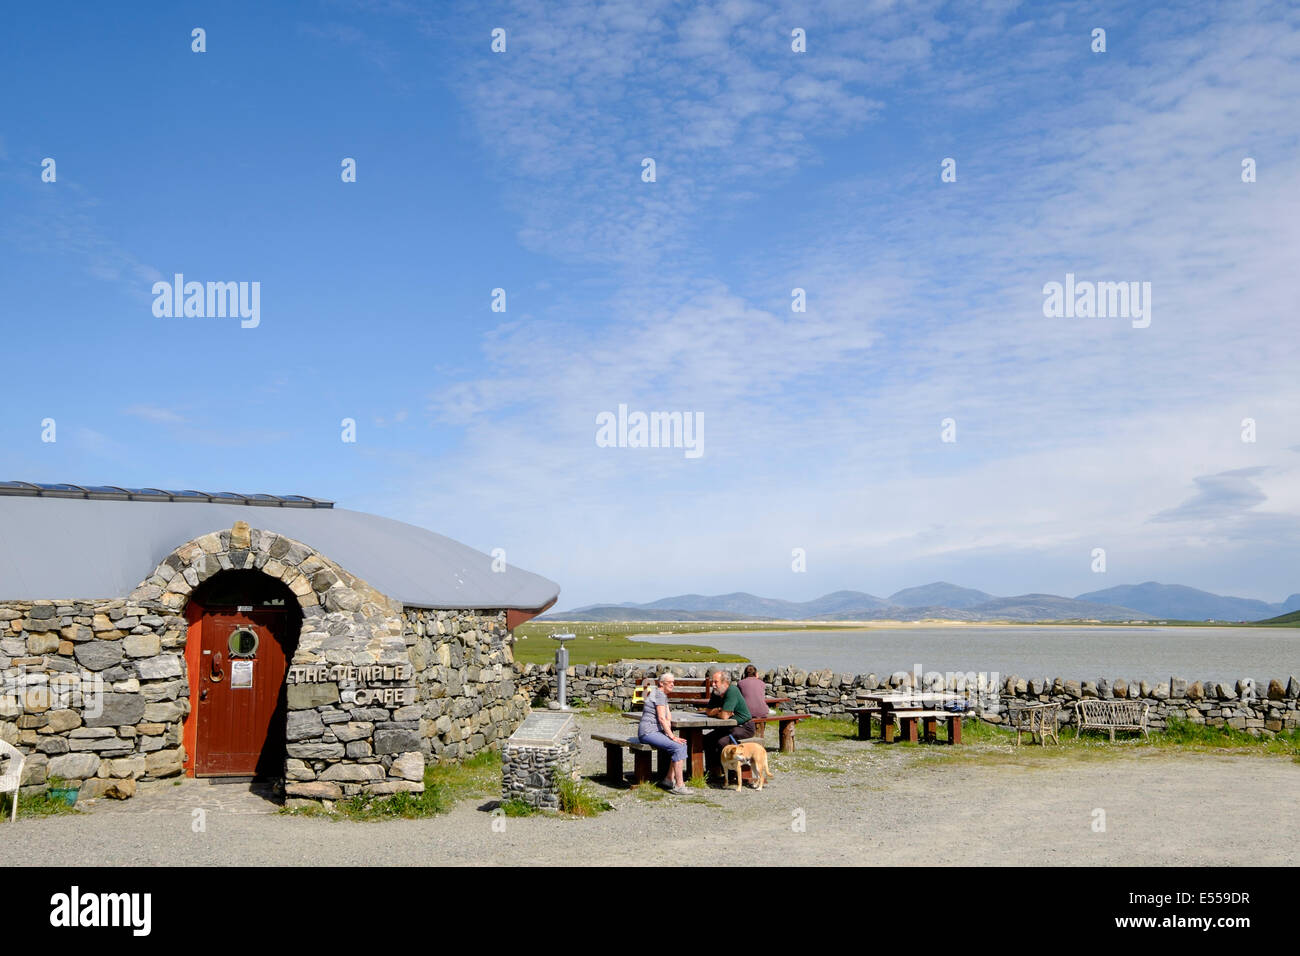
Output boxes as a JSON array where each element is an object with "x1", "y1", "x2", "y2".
[{"x1": 508, "y1": 710, "x2": 575, "y2": 747}]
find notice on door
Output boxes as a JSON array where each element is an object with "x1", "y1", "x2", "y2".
[{"x1": 231, "y1": 660, "x2": 254, "y2": 689}]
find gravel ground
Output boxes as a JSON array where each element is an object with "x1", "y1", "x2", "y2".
[{"x1": 4, "y1": 712, "x2": 1297, "y2": 866}]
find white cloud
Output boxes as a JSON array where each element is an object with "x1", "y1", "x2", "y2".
[{"x1": 124, "y1": 405, "x2": 188, "y2": 425}]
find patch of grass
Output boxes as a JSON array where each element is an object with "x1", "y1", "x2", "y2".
[
  {"x1": 0, "y1": 779, "x2": 81, "y2": 819},
  {"x1": 911, "y1": 714, "x2": 1300, "y2": 770},
  {"x1": 425, "y1": 748, "x2": 503, "y2": 803},
  {"x1": 960, "y1": 717, "x2": 1018, "y2": 743},
  {"x1": 1061, "y1": 724, "x2": 1151, "y2": 744},
  {"x1": 787, "y1": 756, "x2": 846, "y2": 774},
  {"x1": 334, "y1": 785, "x2": 453, "y2": 820},
  {"x1": 630, "y1": 781, "x2": 667, "y2": 801},
  {"x1": 500, "y1": 798, "x2": 540, "y2": 817},
  {"x1": 1153, "y1": 717, "x2": 1300, "y2": 755},
  {"x1": 685, "y1": 773, "x2": 708, "y2": 789},
  {"x1": 557, "y1": 775, "x2": 612, "y2": 816},
  {"x1": 281, "y1": 749, "x2": 504, "y2": 821},
  {"x1": 796, "y1": 717, "x2": 857, "y2": 743}
]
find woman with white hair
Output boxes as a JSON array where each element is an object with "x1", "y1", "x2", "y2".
[{"x1": 637, "y1": 671, "x2": 689, "y2": 794}]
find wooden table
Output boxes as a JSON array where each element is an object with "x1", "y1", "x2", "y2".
[
  {"x1": 861, "y1": 692, "x2": 965, "y2": 743},
  {"x1": 624, "y1": 712, "x2": 735, "y2": 780},
  {"x1": 669, "y1": 695, "x2": 792, "y2": 708}
]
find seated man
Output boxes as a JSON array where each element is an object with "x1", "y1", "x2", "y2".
[
  {"x1": 702, "y1": 669, "x2": 754, "y2": 778},
  {"x1": 737, "y1": 664, "x2": 770, "y2": 722}
]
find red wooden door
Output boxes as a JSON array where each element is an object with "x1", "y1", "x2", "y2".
[{"x1": 194, "y1": 607, "x2": 294, "y2": 777}]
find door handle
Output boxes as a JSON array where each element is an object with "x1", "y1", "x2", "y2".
[{"x1": 210, "y1": 650, "x2": 224, "y2": 683}]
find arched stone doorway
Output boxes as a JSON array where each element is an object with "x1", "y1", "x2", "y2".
[
  {"x1": 135, "y1": 520, "x2": 419, "y2": 796},
  {"x1": 184, "y1": 570, "x2": 303, "y2": 778}
]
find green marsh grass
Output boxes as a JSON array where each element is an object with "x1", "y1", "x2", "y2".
[{"x1": 511, "y1": 620, "x2": 853, "y2": 667}]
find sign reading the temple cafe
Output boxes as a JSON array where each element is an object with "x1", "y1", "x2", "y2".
[{"x1": 286, "y1": 663, "x2": 416, "y2": 706}]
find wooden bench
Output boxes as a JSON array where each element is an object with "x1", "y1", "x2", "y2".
[
  {"x1": 849, "y1": 707, "x2": 962, "y2": 743},
  {"x1": 1074, "y1": 699, "x2": 1150, "y2": 741},
  {"x1": 591, "y1": 734, "x2": 657, "y2": 784},
  {"x1": 653, "y1": 679, "x2": 787, "y2": 713},
  {"x1": 894, "y1": 709, "x2": 963, "y2": 744},
  {"x1": 847, "y1": 706, "x2": 888, "y2": 740},
  {"x1": 634, "y1": 677, "x2": 706, "y2": 707},
  {"x1": 750, "y1": 713, "x2": 811, "y2": 753}
]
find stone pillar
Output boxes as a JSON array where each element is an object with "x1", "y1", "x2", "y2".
[{"x1": 500, "y1": 711, "x2": 578, "y2": 809}]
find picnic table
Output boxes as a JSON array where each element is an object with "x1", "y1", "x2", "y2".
[
  {"x1": 668, "y1": 694, "x2": 792, "y2": 708},
  {"x1": 668, "y1": 694, "x2": 806, "y2": 750},
  {"x1": 850, "y1": 692, "x2": 966, "y2": 744}
]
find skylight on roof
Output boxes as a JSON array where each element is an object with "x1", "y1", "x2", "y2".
[{"x1": 0, "y1": 482, "x2": 333, "y2": 508}]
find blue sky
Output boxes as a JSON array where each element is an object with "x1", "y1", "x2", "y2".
[{"x1": 2, "y1": 1, "x2": 1298, "y2": 609}]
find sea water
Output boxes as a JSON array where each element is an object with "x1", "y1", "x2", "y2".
[{"x1": 628, "y1": 625, "x2": 1300, "y2": 685}]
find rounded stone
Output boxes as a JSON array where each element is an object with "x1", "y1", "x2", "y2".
[
  {"x1": 47, "y1": 752, "x2": 101, "y2": 780},
  {"x1": 74, "y1": 641, "x2": 125, "y2": 671},
  {"x1": 123, "y1": 634, "x2": 162, "y2": 658}
]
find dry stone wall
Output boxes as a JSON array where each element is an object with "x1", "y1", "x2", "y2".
[
  {"x1": 403, "y1": 608, "x2": 531, "y2": 762},
  {"x1": 516, "y1": 661, "x2": 1300, "y2": 735},
  {"x1": 0, "y1": 598, "x2": 189, "y2": 801}
]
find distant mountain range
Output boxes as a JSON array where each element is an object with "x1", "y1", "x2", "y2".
[{"x1": 544, "y1": 581, "x2": 1300, "y2": 624}]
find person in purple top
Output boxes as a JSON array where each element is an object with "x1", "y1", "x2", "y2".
[{"x1": 737, "y1": 664, "x2": 770, "y2": 720}]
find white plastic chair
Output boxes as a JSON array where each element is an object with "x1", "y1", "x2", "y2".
[{"x1": 0, "y1": 740, "x2": 24, "y2": 822}]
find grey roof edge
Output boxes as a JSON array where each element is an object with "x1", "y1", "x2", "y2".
[{"x1": 0, "y1": 481, "x2": 334, "y2": 507}]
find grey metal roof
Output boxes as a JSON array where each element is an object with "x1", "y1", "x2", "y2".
[{"x1": 0, "y1": 495, "x2": 560, "y2": 610}]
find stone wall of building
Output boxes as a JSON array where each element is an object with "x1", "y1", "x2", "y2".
[
  {"x1": 515, "y1": 661, "x2": 1300, "y2": 735},
  {"x1": 403, "y1": 608, "x2": 531, "y2": 763},
  {"x1": 0, "y1": 598, "x2": 189, "y2": 801},
  {"x1": 0, "y1": 521, "x2": 537, "y2": 806}
]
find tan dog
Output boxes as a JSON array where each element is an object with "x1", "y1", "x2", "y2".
[{"x1": 720, "y1": 741, "x2": 772, "y2": 791}]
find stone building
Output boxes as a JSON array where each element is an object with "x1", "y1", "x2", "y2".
[{"x1": 0, "y1": 482, "x2": 558, "y2": 803}]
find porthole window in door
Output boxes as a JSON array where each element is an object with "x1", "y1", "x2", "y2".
[{"x1": 228, "y1": 628, "x2": 259, "y2": 658}]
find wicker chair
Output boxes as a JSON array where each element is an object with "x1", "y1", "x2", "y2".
[{"x1": 1009, "y1": 703, "x2": 1060, "y2": 745}]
